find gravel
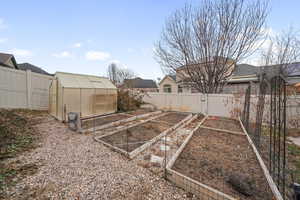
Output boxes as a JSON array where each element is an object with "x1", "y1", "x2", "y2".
[{"x1": 5, "y1": 115, "x2": 194, "y2": 200}]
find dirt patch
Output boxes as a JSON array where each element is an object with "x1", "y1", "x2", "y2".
[
  {"x1": 134, "y1": 114, "x2": 205, "y2": 176},
  {"x1": 155, "y1": 113, "x2": 188, "y2": 124},
  {"x1": 101, "y1": 121, "x2": 171, "y2": 152},
  {"x1": 81, "y1": 114, "x2": 130, "y2": 129},
  {"x1": 202, "y1": 116, "x2": 243, "y2": 132},
  {"x1": 172, "y1": 128, "x2": 273, "y2": 200},
  {"x1": 0, "y1": 109, "x2": 42, "y2": 198},
  {"x1": 127, "y1": 109, "x2": 150, "y2": 116}
]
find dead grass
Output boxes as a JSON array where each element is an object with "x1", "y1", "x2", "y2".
[{"x1": 0, "y1": 109, "x2": 42, "y2": 198}]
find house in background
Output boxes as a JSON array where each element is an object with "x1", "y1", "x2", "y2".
[
  {"x1": 224, "y1": 62, "x2": 300, "y2": 94},
  {"x1": 0, "y1": 53, "x2": 18, "y2": 69},
  {"x1": 123, "y1": 77, "x2": 158, "y2": 92},
  {"x1": 159, "y1": 57, "x2": 235, "y2": 93},
  {"x1": 0, "y1": 52, "x2": 52, "y2": 76},
  {"x1": 159, "y1": 58, "x2": 300, "y2": 94},
  {"x1": 158, "y1": 74, "x2": 192, "y2": 93},
  {"x1": 18, "y1": 63, "x2": 52, "y2": 76}
]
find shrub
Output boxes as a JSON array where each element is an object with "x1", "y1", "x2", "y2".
[{"x1": 117, "y1": 89, "x2": 145, "y2": 112}]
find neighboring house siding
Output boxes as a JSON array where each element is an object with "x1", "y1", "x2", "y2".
[
  {"x1": 159, "y1": 77, "x2": 178, "y2": 93},
  {"x1": 223, "y1": 82, "x2": 259, "y2": 94},
  {"x1": 6, "y1": 59, "x2": 15, "y2": 68}
]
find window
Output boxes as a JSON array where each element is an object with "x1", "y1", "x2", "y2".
[
  {"x1": 178, "y1": 85, "x2": 183, "y2": 93},
  {"x1": 163, "y1": 84, "x2": 172, "y2": 93}
]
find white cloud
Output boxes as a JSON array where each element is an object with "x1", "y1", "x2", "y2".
[
  {"x1": 86, "y1": 51, "x2": 110, "y2": 61},
  {"x1": 8, "y1": 48, "x2": 32, "y2": 57},
  {"x1": 53, "y1": 51, "x2": 72, "y2": 58},
  {"x1": 73, "y1": 43, "x2": 81, "y2": 48},
  {"x1": 0, "y1": 38, "x2": 7, "y2": 43},
  {"x1": 0, "y1": 18, "x2": 7, "y2": 29}
]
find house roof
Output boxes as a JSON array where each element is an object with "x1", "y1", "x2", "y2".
[
  {"x1": 159, "y1": 75, "x2": 176, "y2": 85},
  {"x1": 55, "y1": 72, "x2": 117, "y2": 89},
  {"x1": 233, "y1": 62, "x2": 300, "y2": 77},
  {"x1": 232, "y1": 64, "x2": 260, "y2": 76},
  {"x1": 18, "y1": 63, "x2": 52, "y2": 76},
  {"x1": 229, "y1": 62, "x2": 300, "y2": 84},
  {"x1": 0, "y1": 53, "x2": 18, "y2": 69},
  {"x1": 176, "y1": 57, "x2": 235, "y2": 71},
  {"x1": 123, "y1": 77, "x2": 157, "y2": 88},
  {"x1": 169, "y1": 75, "x2": 176, "y2": 81}
]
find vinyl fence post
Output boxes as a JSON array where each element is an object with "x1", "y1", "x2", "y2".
[{"x1": 26, "y1": 70, "x2": 32, "y2": 109}]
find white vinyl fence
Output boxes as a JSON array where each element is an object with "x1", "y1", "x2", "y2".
[
  {"x1": 0, "y1": 67, "x2": 53, "y2": 110},
  {"x1": 143, "y1": 93, "x2": 241, "y2": 117},
  {"x1": 143, "y1": 92, "x2": 300, "y2": 128}
]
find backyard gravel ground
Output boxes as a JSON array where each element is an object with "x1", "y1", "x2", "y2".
[{"x1": 5, "y1": 115, "x2": 195, "y2": 200}]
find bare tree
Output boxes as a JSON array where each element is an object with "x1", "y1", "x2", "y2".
[
  {"x1": 252, "y1": 29, "x2": 300, "y2": 147},
  {"x1": 261, "y1": 28, "x2": 300, "y2": 76},
  {"x1": 107, "y1": 63, "x2": 118, "y2": 85},
  {"x1": 107, "y1": 63, "x2": 136, "y2": 86},
  {"x1": 155, "y1": 0, "x2": 269, "y2": 93}
]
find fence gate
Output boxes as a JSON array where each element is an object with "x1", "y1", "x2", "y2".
[{"x1": 269, "y1": 75, "x2": 287, "y2": 199}]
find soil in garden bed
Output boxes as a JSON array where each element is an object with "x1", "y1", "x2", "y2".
[
  {"x1": 154, "y1": 112, "x2": 188, "y2": 124},
  {"x1": 127, "y1": 109, "x2": 150, "y2": 116},
  {"x1": 172, "y1": 128, "x2": 273, "y2": 200},
  {"x1": 81, "y1": 114, "x2": 130, "y2": 129},
  {"x1": 202, "y1": 116, "x2": 243, "y2": 132},
  {"x1": 100, "y1": 121, "x2": 171, "y2": 152}
]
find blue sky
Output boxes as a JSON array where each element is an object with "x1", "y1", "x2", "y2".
[{"x1": 0, "y1": 0, "x2": 299, "y2": 80}]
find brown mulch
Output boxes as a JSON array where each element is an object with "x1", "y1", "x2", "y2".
[
  {"x1": 172, "y1": 128, "x2": 273, "y2": 200},
  {"x1": 202, "y1": 116, "x2": 243, "y2": 132}
]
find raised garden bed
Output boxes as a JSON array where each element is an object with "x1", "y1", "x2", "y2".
[
  {"x1": 81, "y1": 111, "x2": 161, "y2": 132},
  {"x1": 202, "y1": 116, "x2": 243, "y2": 133},
  {"x1": 81, "y1": 113, "x2": 130, "y2": 129},
  {"x1": 135, "y1": 114, "x2": 205, "y2": 174},
  {"x1": 100, "y1": 121, "x2": 171, "y2": 152},
  {"x1": 127, "y1": 109, "x2": 150, "y2": 116},
  {"x1": 171, "y1": 127, "x2": 273, "y2": 200},
  {"x1": 153, "y1": 112, "x2": 188, "y2": 124},
  {"x1": 95, "y1": 112, "x2": 192, "y2": 159}
]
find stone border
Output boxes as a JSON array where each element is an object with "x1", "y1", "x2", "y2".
[
  {"x1": 238, "y1": 118, "x2": 284, "y2": 200},
  {"x1": 83, "y1": 111, "x2": 162, "y2": 132},
  {"x1": 95, "y1": 113, "x2": 193, "y2": 159}
]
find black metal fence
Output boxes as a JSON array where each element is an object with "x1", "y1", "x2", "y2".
[
  {"x1": 269, "y1": 75, "x2": 288, "y2": 198},
  {"x1": 240, "y1": 75, "x2": 299, "y2": 199}
]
